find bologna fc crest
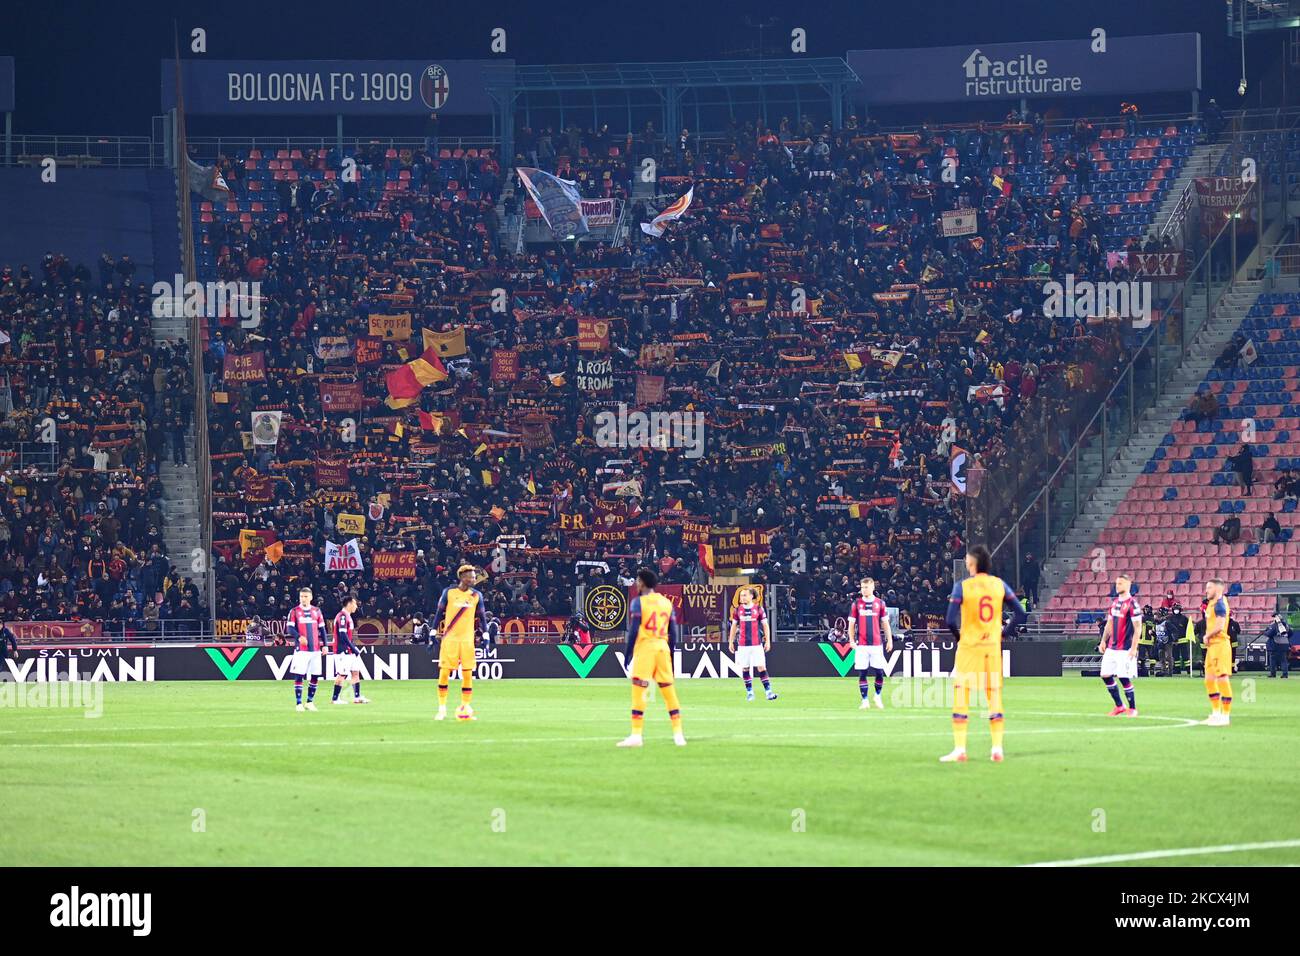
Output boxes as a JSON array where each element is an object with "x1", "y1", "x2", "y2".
[{"x1": 420, "y1": 64, "x2": 450, "y2": 111}]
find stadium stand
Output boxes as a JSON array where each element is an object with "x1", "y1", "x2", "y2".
[
  {"x1": 1045, "y1": 291, "x2": 1300, "y2": 633},
  {"x1": 0, "y1": 256, "x2": 207, "y2": 631},
  {"x1": 192, "y1": 114, "x2": 1202, "y2": 633}
]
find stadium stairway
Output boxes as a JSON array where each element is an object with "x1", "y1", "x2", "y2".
[
  {"x1": 1036, "y1": 278, "x2": 1294, "y2": 631},
  {"x1": 1149, "y1": 139, "x2": 1229, "y2": 241},
  {"x1": 151, "y1": 167, "x2": 207, "y2": 601},
  {"x1": 157, "y1": 421, "x2": 203, "y2": 593}
]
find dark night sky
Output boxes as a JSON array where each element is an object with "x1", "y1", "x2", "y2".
[{"x1": 1, "y1": 0, "x2": 1287, "y2": 133}]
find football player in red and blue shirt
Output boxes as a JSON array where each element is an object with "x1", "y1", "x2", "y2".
[
  {"x1": 1097, "y1": 573, "x2": 1142, "y2": 716},
  {"x1": 728, "y1": 587, "x2": 778, "y2": 702},
  {"x1": 330, "y1": 594, "x2": 371, "y2": 705},
  {"x1": 850, "y1": 578, "x2": 893, "y2": 709},
  {"x1": 286, "y1": 587, "x2": 328, "y2": 710}
]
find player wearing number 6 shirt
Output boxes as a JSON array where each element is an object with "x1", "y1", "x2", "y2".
[
  {"x1": 850, "y1": 578, "x2": 892, "y2": 710},
  {"x1": 729, "y1": 587, "x2": 777, "y2": 702},
  {"x1": 286, "y1": 587, "x2": 327, "y2": 711},
  {"x1": 1098, "y1": 575, "x2": 1141, "y2": 716},
  {"x1": 617, "y1": 568, "x2": 686, "y2": 748},
  {"x1": 330, "y1": 594, "x2": 371, "y2": 705},
  {"x1": 941, "y1": 545, "x2": 1027, "y2": 763}
]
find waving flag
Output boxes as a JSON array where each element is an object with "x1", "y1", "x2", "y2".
[
  {"x1": 186, "y1": 155, "x2": 232, "y2": 203},
  {"x1": 641, "y1": 187, "x2": 694, "y2": 238},
  {"x1": 385, "y1": 344, "x2": 449, "y2": 409},
  {"x1": 516, "y1": 167, "x2": 589, "y2": 239},
  {"x1": 950, "y1": 445, "x2": 969, "y2": 495}
]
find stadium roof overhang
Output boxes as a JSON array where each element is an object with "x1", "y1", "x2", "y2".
[{"x1": 1226, "y1": 0, "x2": 1300, "y2": 36}]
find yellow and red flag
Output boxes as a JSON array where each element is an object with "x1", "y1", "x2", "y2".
[{"x1": 385, "y1": 345, "x2": 448, "y2": 409}]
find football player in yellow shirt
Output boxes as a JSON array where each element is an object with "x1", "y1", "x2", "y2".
[
  {"x1": 1199, "y1": 578, "x2": 1234, "y2": 727},
  {"x1": 433, "y1": 564, "x2": 487, "y2": 721},
  {"x1": 941, "y1": 545, "x2": 1027, "y2": 763},
  {"x1": 617, "y1": 568, "x2": 686, "y2": 748}
]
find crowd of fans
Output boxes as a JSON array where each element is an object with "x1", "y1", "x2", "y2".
[
  {"x1": 0, "y1": 253, "x2": 208, "y2": 631},
  {"x1": 198, "y1": 109, "x2": 1169, "y2": 634}
]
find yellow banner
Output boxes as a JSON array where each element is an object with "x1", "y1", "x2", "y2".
[
  {"x1": 336, "y1": 513, "x2": 367, "y2": 536},
  {"x1": 369, "y1": 313, "x2": 413, "y2": 341},
  {"x1": 424, "y1": 326, "x2": 468, "y2": 358}
]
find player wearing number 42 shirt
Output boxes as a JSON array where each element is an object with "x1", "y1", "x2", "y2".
[
  {"x1": 617, "y1": 568, "x2": 686, "y2": 748},
  {"x1": 941, "y1": 545, "x2": 1027, "y2": 763},
  {"x1": 728, "y1": 587, "x2": 777, "y2": 702}
]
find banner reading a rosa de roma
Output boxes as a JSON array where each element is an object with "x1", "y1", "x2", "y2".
[{"x1": 708, "y1": 527, "x2": 774, "y2": 571}]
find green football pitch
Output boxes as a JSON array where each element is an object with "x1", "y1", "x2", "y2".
[{"x1": 3, "y1": 676, "x2": 1298, "y2": 867}]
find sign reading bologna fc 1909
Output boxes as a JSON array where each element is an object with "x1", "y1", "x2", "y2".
[
  {"x1": 161, "y1": 59, "x2": 510, "y2": 116},
  {"x1": 3, "y1": 641, "x2": 1061, "y2": 682}
]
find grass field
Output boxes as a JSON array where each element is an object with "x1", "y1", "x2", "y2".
[{"x1": 2, "y1": 675, "x2": 1298, "y2": 866}]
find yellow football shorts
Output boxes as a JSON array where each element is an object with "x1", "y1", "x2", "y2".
[
  {"x1": 631, "y1": 639, "x2": 674, "y2": 684},
  {"x1": 440, "y1": 635, "x2": 477, "y2": 672},
  {"x1": 952, "y1": 646, "x2": 1003, "y2": 693},
  {"x1": 1204, "y1": 641, "x2": 1232, "y2": 677}
]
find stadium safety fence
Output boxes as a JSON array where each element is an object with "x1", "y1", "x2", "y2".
[{"x1": 5, "y1": 106, "x2": 1299, "y2": 170}]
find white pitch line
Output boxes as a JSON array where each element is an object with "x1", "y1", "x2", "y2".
[
  {"x1": 1023, "y1": 839, "x2": 1300, "y2": 867},
  {"x1": 0, "y1": 714, "x2": 1202, "y2": 749},
  {"x1": 0, "y1": 709, "x2": 1196, "y2": 735}
]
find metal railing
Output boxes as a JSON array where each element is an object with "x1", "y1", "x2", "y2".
[
  {"x1": 170, "y1": 51, "x2": 215, "y2": 619},
  {"x1": 5, "y1": 106, "x2": 1299, "y2": 171},
  {"x1": 1226, "y1": 0, "x2": 1300, "y2": 36},
  {"x1": 3, "y1": 134, "x2": 157, "y2": 167},
  {"x1": 184, "y1": 134, "x2": 498, "y2": 161},
  {"x1": 1253, "y1": 242, "x2": 1300, "y2": 280},
  {"x1": 1156, "y1": 111, "x2": 1300, "y2": 248},
  {"x1": 0, "y1": 133, "x2": 501, "y2": 169},
  {"x1": 0, "y1": 441, "x2": 58, "y2": 474}
]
